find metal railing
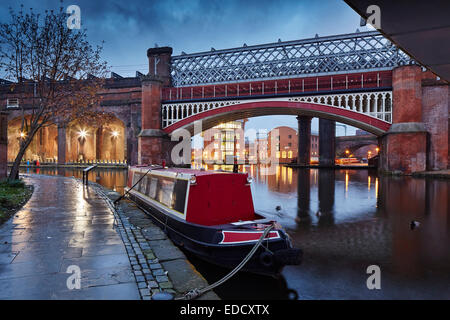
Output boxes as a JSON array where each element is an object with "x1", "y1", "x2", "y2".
[
  {"x1": 82, "y1": 164, "x2": 98, "y2": 185},
  {"x1": 162, "y1": 71, "x2": 392, "y2": 102}
]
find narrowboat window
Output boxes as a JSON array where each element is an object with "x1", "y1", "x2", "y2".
[
  {"x1": 158, "y1": 178, "x2": 175, "y2": 207},
  {"x1": 148, "y1": 177, "x2": 158, "y2": 199},
  {"x1": 139, "y1": 176, "x2": 149, "y2": 194},
  {"x1": 172, "y1": 180, "x2": 188, "y2": 213},
  {"x1": 132, "y1": 172, "x2": 142, "y2": 188}
]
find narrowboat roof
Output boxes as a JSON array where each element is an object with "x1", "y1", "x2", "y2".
[{"x1": 130, "y1": 166, "x2": 247, "y2": 178}]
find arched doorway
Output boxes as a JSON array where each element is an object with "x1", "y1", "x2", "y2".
[{"x1": 66, "y1": 117, "x2": 126, "y2": 162}]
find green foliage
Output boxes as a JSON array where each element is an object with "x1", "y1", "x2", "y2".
[
  {"x1": 0, "y1": 179, "x2": 32, "y2": 224},
  {"x1": 0, "y1": 179, "x2": 25, "y2": 188}
]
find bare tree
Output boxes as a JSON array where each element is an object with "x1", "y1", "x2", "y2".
[{"x1": 0, "y1": 4, "x2": 113, "y2": 180}]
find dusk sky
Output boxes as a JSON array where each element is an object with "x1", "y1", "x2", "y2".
[{"x1": 0, "y1": 0, "x2": 373, "y2": 136}]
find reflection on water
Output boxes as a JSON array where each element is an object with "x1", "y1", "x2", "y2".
[
  {"x1": 22, "y1": 164, "x2": 450, "y2": 299},
  {"x1": 19, "y1": 167, "x2": 128, "y2": 195},
  {"x1": 191, "y1": 164, "x2": 450, "y2": 300}
]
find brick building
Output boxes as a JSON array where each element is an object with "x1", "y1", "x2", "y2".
[
  {"x1": 268, "y1": 126, "x2": 319, "y2": 164},
  {"x1": 1, "y1": 75, "x2": 142, "y2": 165}
]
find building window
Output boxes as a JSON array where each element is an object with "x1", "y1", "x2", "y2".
[
  {"x1": 288, "y1": 135, "x2": 292, "y2": 139},
  {"x1": 282, "y1": 151, "x2": 287, "y2": 159},
  {"x1": 288, "y1": 151, "x2": 293, "y2": 158},
  {"x1": 6, "y1": 98, "x2": 19, "y2": 108},
  {"x1": 276, "y1": 151, "x2": 280, "y2": 159},
  {"x1": 288, "y1": 143, "x2": 292, "y2": 147}
]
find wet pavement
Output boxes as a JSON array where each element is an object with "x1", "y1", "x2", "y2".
[{"x1": 0, "y1": 175, "x2": 140, "y2": 299}]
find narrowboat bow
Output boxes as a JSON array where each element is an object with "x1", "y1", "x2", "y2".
[{"x1": 125, "y1": 165, "x2": 302, "y2": 276}]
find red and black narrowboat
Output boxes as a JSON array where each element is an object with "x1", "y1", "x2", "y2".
[{"x1": 125, "y1": 165, "x2": 302, "y2": 276}]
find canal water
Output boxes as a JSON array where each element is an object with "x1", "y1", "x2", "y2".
[{"x1": 20, "y1": 166, "x2": 450, "y2": 299}]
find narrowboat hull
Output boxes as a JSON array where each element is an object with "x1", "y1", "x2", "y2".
[{"x1": 128, "y1": 190, "x2": 302, "y2": 276}]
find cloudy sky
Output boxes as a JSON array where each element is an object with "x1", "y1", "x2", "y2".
[{"x1": 1, "y1": 0, "x2": 372, "y2": 136}]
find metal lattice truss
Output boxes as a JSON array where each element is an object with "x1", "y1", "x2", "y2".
[
  {"x1": 162, "y1": 91, "x2": 392, "y2": 129},
  {"x1": 171, "y1": 31, "x2": 413, "y2": 87}
]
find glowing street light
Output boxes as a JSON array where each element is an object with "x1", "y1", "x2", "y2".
[
  {"x1": 78, "y1": 129, "x2": 87, "y2": 138},
  {"x1": 19, "y1": 132, "x2": 26, "y2": 139},
  {"x1": 112, "y1": 131, "x2": 119, "y2": 138}
]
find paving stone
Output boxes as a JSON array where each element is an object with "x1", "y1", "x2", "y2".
[
  {"x1": 162, "y1": 259, "x2": 215, "y2": 298},
  {"x1": 163, "y1": 289, "x2": 177, "y2": 295},
  {"x1": 145, "y1": 274, "x2": 154, "y2": 281},
  {"x1": 142, "y1": 268, "x2": 151, "y2": 274},
  {"x1": 148, "y1": 239, "x2": 185, "y2": 261},
  {"x1": 151, "y1": 289, "x2": 160, "y2": 295},
  {"x1": 152, "y1": 269, "x2": 166, "y2": 276},
  {"x1": 159, "y1": 281, "x2": 173, "y2": 289},
  {"x1": 147, "y1": 281, "x2": 159, "y2": 289},
  {"x1": 156, "y1": 275, "x2": 169, "y2": 283}
]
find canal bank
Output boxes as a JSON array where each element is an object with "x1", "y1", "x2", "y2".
[{"x1": 0, "y1": 174, "x2": 218, "y2": 300}]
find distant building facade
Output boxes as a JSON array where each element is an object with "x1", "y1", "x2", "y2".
[
  {"x1": 267, "y1": 126, "x2": 319, "y2": 163},
  {"x1": 201, "y1": 120, "x2": 247, "y2": 164}
]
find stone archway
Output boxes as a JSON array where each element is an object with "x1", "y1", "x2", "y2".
[
  {"x1": 66, "y1": 117, "x2": 126, "y2": 162},
  {"x1": 7, "y1": 117, "x2": 58, "y2": 163}
]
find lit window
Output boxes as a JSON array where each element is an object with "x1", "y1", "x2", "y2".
[
  {"x1": 288, "y1": 151, "x2": 293, "y2": 158},
  {"x1": 282, "y1": 151, "x2": 287, "y2": 159},
  {"x1": 276, "y1": 152, "x2": 280, "y2": 159}
]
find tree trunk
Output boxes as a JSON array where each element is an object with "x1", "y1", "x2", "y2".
[
  {"x1": 8, "y1": 147, "x2": 26, "y2": 180},
  {"x1": 8, "y1": 132, "x2": 35, "y2": 181}
]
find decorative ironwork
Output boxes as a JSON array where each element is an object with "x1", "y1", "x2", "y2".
[
  {"x1": 162, "y1": 91, "x2": 392, "y2": 129},
  {"x1": 171, "y1": 31, "x2": 413, "y2": 87}
]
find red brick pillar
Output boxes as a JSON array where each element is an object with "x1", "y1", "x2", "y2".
[
  {"x1": 138, "y1": 47, "x2": 176, "y2": 165},
  {"x1": 297, "y1": 116, "x2": 312, "y2": 166},
  {"x1": 422, "y1": 83, "x2": 449, "y2": 170},
  {"x1": 319, "y1": 119, "x2": 336, "y2": 167},
  {"x1": 379, "y1": 65, "x2": 429, "y2": 174},
  {"x1": 0, "y1": 112, "x2": 7, "y2": 178}
]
